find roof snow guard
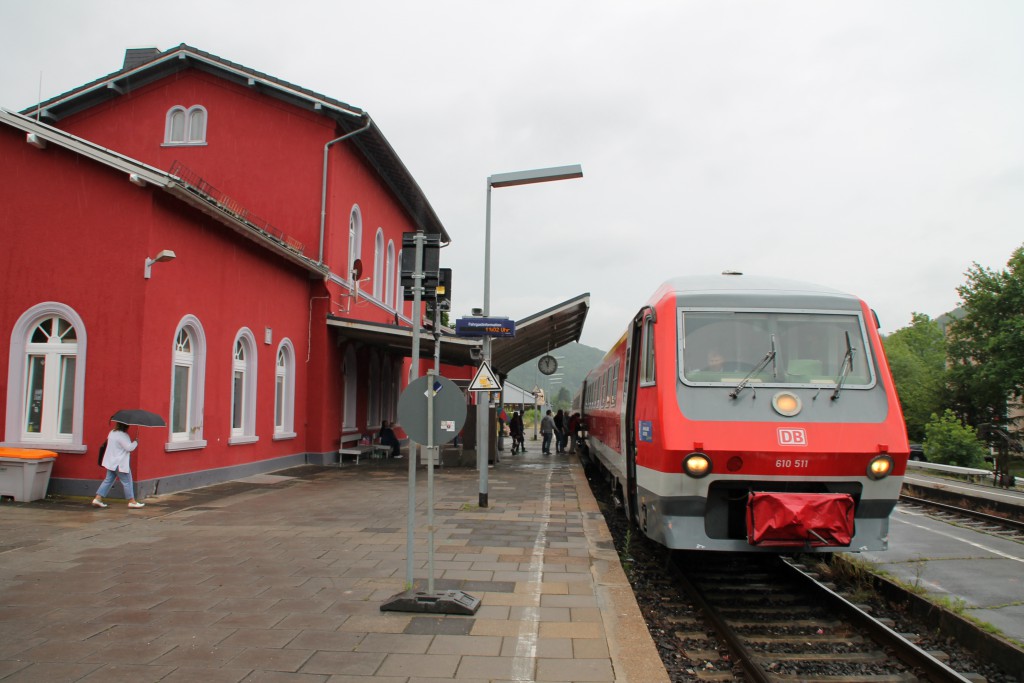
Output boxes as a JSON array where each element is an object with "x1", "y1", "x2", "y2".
[{"x1": 20, "y1": 44, "x2": 449, "y2": 242}]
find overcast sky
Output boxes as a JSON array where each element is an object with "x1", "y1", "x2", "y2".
[{"x1": 3, "y1": 1, "x2": 1022, "y2": 351}]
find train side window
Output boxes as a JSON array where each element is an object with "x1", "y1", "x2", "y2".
[
  {"x1": 610, "y1": 361, "x2": 619, "y2": 406},
  {"x1": 640, "y1": 315, "x2": 656, "y2": 385}
]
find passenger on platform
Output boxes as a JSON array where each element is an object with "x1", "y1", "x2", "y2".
[
  {"x1": 540, "y1": 410, "x2": 556, "y2": 455},
  {"x1": 510, "y1": 411, "x2": 525, "y2": 454},
  {"x1": 378, "y1": 420, "x2": 402, "y2": 458},
  {"x1": 92, "y1": 421, "x2": 144, "y2": 509},
  {"x1": 554, "y1": 409, "x2": 566, "y2": 453},
  {"x1": 568, "y1": 412, "x2": 581, "y2": 454}
]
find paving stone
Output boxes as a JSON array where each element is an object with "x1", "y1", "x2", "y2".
[{"x1": 0, "y1": 456, "x2": 668, "y2": 682}]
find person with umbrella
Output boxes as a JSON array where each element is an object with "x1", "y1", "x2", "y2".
[{"x1": 92, "y1": 420, "x2": 145, "y2": 509}]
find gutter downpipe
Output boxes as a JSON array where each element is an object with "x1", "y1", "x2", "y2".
[{"x1": 318, "y1": 114, "x2": 373, "y2": 264}]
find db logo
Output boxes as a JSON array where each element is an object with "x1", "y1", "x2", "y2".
[{"x1": 778, "y1": 428, "x2": 807, "y2": 446}]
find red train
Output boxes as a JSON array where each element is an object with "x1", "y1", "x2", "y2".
[{"x1": 576, "y1": 273, "x2": 909, "y2": 552}]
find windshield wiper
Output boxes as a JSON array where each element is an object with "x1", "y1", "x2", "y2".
[
  {"x1": 729, "y1": 336, "x2": 777, "y2": 400},
  {"x1": 831, "y1": 331, "x2": 855, "y2": 401}
]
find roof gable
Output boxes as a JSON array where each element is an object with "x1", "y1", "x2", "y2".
[{"x1": 19, "y1": 44, "x2": 448, "y2": 241}]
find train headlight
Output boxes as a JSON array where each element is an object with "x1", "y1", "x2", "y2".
[
  {"x1": 772, "y1": 392, "x2": 802, "y2": 417},
  {"x1": 683, "y1": 453, "x2": 712, "y2": 478},
  {"x1": 867, "y1": 454, "x2": 894, "y2": 480}
]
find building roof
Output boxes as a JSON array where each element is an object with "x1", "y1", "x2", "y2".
[
  {"x1": 1, "y1": 108, "x2": 330, "y2": 276},
  {"x1": 19, "y1": 43, "x2": 450, "y2": 242}
]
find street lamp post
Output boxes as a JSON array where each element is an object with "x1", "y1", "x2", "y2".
[{"x1": 477, "y1": 164, "x2": 582, "y2": 508}]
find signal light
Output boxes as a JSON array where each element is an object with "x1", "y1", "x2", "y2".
[
  {"x1": 867, "y1": 454, "x2": 893, "y2": 480},
  {"x1": 772, "y1": 392, "x2": 802, "y2": 417},
  {"x1": 683, "y1": 453, "x2": 712, "y2": 478}
]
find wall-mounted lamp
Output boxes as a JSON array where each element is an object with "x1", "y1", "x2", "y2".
[
  {"x1": 26, "y1": 133, "x2": 46, "y2": 149},
  {"x1": 144, "y1": 249, "x2": 176, "y2": 279}
]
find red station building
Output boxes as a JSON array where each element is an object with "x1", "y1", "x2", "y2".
[{"x1": 0, "y1": 45, "x2": 588, "y2": 499}]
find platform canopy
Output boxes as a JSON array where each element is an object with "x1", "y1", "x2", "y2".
[{"x1": 326, "y1": 292, "x2": 590, "y2": 376}]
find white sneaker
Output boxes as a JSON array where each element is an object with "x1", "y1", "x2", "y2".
[
  {"x1": 128, "y1": 501, "x2": 145, "y2": 508},
  {"x1": 91, "y1": 499, "x2": 108, "y2": 508}
]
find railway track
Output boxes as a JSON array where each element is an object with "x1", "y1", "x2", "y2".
[
  {"x1": 899, "y1": 494, "x2": 1024, "y2": 542},
  {"x1": 588, "y1": 469, "x2": 1020, "y2": 681},
  {"x1": 673, "y1": 552, "x2": 978, "y2": 682}
]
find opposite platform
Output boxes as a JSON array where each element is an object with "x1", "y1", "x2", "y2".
[{"x1": 0, "y1": 449, "x2": 669, "y2": 683}]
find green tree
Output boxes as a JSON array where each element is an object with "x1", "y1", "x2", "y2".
[
  {"x1": 554, "y1": 386, "x2": 571, "y2": 410},
  {"x1": 923, "y1": 409, "x2": 989, "y2": 467},
  {"x1": 883, "y1": 313, "x2": 947, "y2": 442},
  {"x1": 946, "y1": 245, "x2": 1024, "y2": 428}
]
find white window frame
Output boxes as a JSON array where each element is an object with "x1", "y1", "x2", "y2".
[
  {"x1": 4, "y1": 303, "x2": 87, "y2": 451},
  {"x1": 385, "y1": 239, "x2": 396, "y2": 308},
  {"x1": 348, "y1": 205, "x2": 363, "y2": 282},
  {"x1": 229, "y1": 328, "x2": 258, "y2": 445},
  {"x1": 395, "y1": 248, "x2": 406, "y2": 317},
  {"x1": 164, "y1": 105, "x2": 207, "y2": 145},
  {"x1": 168, "y1": 315, "x2": 207, "y2": 451},
  {"x1": 273, "y1": 339, "x2": 296, "y2": 440},
  {"x1": 373, "y1": 228, "x2": 384, "y2": 300}
]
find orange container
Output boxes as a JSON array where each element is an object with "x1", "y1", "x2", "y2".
[
  {"x1": 0, "y1": 448, "x2": 58, "y2": 502},
  {"x1": 0, "y1": 448, "x2": 60, "y2": 460}
]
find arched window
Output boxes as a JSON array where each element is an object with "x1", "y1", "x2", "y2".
[
  {"x1": 385, "y1": 240, "x2": 396, "y2": 308},
  {"x1": 373, "y1": 228, "x2": 385, "y2": 299},
  {"x1": 348, "y1": 205, "x2": 362, "y2": 282},
  {"x1": 169, "y1": 315, "x2": 207, "y2": 449},
  {"x1": 230, "y1": 329, "x2": 258, "y2": 443},
  {"x1": 164, "y1": 105, "x2": 207, "y2": 145},
  {"x1": 5, "y1": 303, "x2": 87, "y2": 448},
  {"x1": 274, "y1": 339, "x2": 296, "y2": 438},
  {"x1": 342, "y1": 346, "x2": 357, "y2": 430},
  {"x1": 395, "y1": 249, "x2": 405, "y2": 316}
]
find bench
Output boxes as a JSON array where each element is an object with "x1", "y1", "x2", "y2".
[{"x1": 337, "y1": 434, "x2": 393, "y2": 465}]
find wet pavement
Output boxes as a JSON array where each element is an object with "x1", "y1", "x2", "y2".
[{"x1": 0, "y1": 447, "x2": 668, "y2": 682}]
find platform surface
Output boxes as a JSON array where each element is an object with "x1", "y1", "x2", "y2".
[
  {"x1": 860, "y1": 471, "x2": 1024, "y2": 645},
  {"x1": 0, "y1": 447, "x2": 669, "y2": 682}
]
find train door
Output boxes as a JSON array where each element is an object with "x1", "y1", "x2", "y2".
[{"x1": 622, "y1": 306, "x2": 655, "y2": 526}]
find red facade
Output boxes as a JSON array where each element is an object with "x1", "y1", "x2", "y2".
[{"x1": 0, "y1": 45, "x2": 454, "y2": 497}]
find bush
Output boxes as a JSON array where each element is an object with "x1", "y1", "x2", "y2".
[{"x1": 923, "y1": 410, "x2": 989, "y2": 468}]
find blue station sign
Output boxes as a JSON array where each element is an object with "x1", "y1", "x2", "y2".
[{"x1": 455, "y1": 317, "x2": 516, "y2": 338}]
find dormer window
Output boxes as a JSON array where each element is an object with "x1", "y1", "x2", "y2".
[{"x1": 165, "y1": 105, "x2": 207, "y2": 145}]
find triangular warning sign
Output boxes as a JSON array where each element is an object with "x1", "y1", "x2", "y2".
[{"x1": 468, "y1": 362, "x2": 502, "y2": 392}]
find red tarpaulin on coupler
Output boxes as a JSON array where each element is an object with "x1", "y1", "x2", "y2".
[{"x1": 746, "y1": 492, "x2": 855, "y2": 547}]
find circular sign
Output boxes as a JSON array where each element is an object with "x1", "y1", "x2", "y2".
[
  {"x1": 538, "y1": 355, "x2": 558, "y2": 375},
  {"x1": 397, "y1": 375, "x2": 468, "y2": 446}
]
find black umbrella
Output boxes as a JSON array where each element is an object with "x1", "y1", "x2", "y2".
[{"x1": 110, "y1": 409, "x2": 166, "y2": 427}]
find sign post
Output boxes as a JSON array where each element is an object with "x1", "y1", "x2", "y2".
[
  {"x1": 456, "y1": 315, "x2": 513, "y2": 508},
  {"x1": 381, "y1": 372, "x2": 476, "y2": 615}
]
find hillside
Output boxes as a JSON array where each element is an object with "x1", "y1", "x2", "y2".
[{"x1": 506, "y1": 341, "x2": 608, "y2": 408}]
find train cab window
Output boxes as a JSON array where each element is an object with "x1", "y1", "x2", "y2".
[
  {"x1": 640, "y1": 315, "x2": 656, "y2": 385},
  {"x1": 679, "y1": 310, "x2": 875, "y2": 388}
]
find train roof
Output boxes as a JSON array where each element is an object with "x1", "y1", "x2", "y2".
[{"x1": 660, "y1": 274, "x2": 865, "y2": 310}]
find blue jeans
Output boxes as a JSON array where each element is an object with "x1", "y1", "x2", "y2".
[
  {"x1": 97, "y1": 468, "x2": 134, "y2": 499},
  {"x1": 542, "y1": 433, "x2": 553, "y2": 453}
]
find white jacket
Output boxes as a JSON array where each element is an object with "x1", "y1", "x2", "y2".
[{"x1": 101, "y1": 429, "x2": 137, "y2": 472}]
